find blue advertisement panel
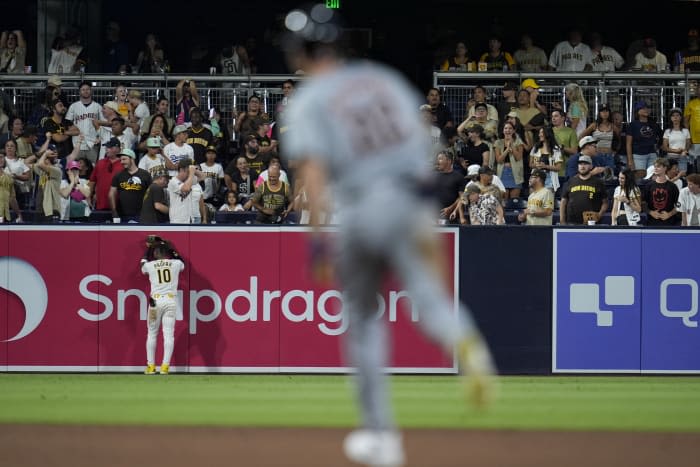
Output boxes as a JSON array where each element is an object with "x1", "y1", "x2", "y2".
[
  {"x1": 553, "y1": 230, "x2": 642, "y2": 372},
  {"x1": 641, "y1": 231, "x2": 700, "y2": 372}
]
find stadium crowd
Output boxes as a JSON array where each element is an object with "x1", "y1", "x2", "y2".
[{"x1": 0, "y1": 24, "x2": 700, "y2": 227}]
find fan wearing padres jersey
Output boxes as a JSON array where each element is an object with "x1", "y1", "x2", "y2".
[
  {"x1": 141, "y1": 238, "x2": 184, "y2": 375},
  {"x1": 281, "y1": 5, "x2": 495, "y2": 467}
]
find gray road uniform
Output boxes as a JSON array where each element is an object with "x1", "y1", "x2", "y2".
[{"x1": 283, "y1": 61, "x2": 481, "y2": 430}]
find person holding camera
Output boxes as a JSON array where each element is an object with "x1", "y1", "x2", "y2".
[{"x1": 175, "y1": 79, "x2": 200, "y2": 125}]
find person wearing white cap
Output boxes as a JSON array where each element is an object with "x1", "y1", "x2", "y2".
[
  {"x1": 566, "y1": 135, "x2": 607, "y2": 179},
  {"x1": 108, "y1": 148, "x2": 152, "y2": 223},
  {"x1": 163, "y1": 124, "x2": 194, "y2": 178},
  {"x1": 138, "y1": 137, "x2": 169, "y2": 178}
]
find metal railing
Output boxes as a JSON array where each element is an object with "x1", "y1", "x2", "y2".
[
  {"x1": 433, "y1": 72, "x2": 700, "y2": 128},
  {"x1": 0, "y1": 73, "x2": 302, "y2": 129}
]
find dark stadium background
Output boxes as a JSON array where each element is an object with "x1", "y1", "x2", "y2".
[{"x1": 2, "y1": 0, "x2": 698, "y2": 89}]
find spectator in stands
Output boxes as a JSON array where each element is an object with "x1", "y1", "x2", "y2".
[
  {"x1": 513, "y1": 34, "x2": 548, "y2": 72},
  {"x1": 224, "y1": 155, "x2": 256, "y2": 209},
  {"x1": 564, "y1": 83, "x2": 588, "y2": 138},
  {"x1": 275, "y1": 79, "x2": 296, "y2": 118},
  {"x1": 0, "y1": 116, "x2": 24, "y2": 149},
  {"x1": 77, "y1": 155, "x2": 93, "y2": 180},
  {"x1": 496, "y1": 82, "x2": 519, "y2": 124},
  {"x1": 109, "y1": 117, "x2": 138, "y2": 155},
  {"x1": 421, "y1": 104, "x2": 443, "y2": 151},
  {"x1": 465, "y1": 165, "x2": 505, "y2": 203},
  {"x1": 685, "y1": 85, "x2": 700, "y2": 173},
  {"x1": 548, "y1": 29, "x2": 593, "y2": 71},
  {"x1": 504, "y1": 111, "x2": 533, "y2": 153},
  {"x1": 128, "y1": 90, "x2": 150, "y2": 134},
  {"x1": 426, "y1": 87, "x2": 454, "y2": 130},
  {"x1": 0, "y1": 30, "x2": 26, "y2": 73},
  {"x1": 109, "y1": 148, "x2": 151, "y2": 223},
  {"x1": 88, "y1": 138, "x2": 124, "y2": 211},
  {"x1": 59, "y1": 158, "x2": 91, "y2": 222},
  {"x1": 135, "y1": 33, "x2": 166, "y2": 74},
  {"x1": 458, "y1": 103, "x2": 498, "y2": 142},
  {"x1": 168, "y1": 159, "x2": 198, "y2": 224},
  {"x1": 140, "y1": 171, "x2": 169, "y2": 224},
  {"x1": 66, "y1": 81, "x2": 103, "y2": 163},
  {"x1": 44, "y1": 98, "x2": 78, "y2": 160},
  {"x1": 138, "y1": 114, "x2": 172, "y2": 154},
  {"x1": 239, "y1": 133, "x2": 269, "y2": 176},
  {"x1": 95, "y1": 101, "x2": 120, "y2": 159},
  {"x1": 16, "y1": 124, "x2": 39, "y2": 160},
  {"x1": 27, "y1": 85, "x2": 62, "y2": 146},
  {"x1": 530, "y1": 126, "x2": 563, "y2": 193},
  {"x1": 466, "y1": 85, "x2": 499, "y2": 122},
  {"x1": 494, "y1": 121, "x2": 525, "y2": 201},
  {"x1": 219, "y1": 190, "x2": 242, "y2": 212},
  {"x1": 455, "y1": 124, "x2": 491, "y2": 169},
  {"x1": 253, "y1": 117, "x2": 278, "y2": 158},
  {"x1": 643, "y1": 158, "x2": 679, "y2": 226},
  {"x1": 580, "y1": 105, "x2": 617, "y2": 174},
  {"x1": 175, "y1": 79, "x2": 201, "y2": 125},
  {"x1": 550, "y1": 109, "x2": 578, "y2": 179},
  {"x1": 518, "y1": 169, "x2": 553, "y2": 225},
  {"x1": 627, "y1": 101, "x2": 663, "y2": 181},
  {"x1": 589, "y1": 32, "x2": 624, "y2": 72},
  {"x1": 676, "y1": 29, "x2": 700, "y2": 72},
  {"x1": 199, "y1": 146, "x2": 225, "y2": 207},
  {"x1": 433, "y1": 150, "x2": 465, "y2": 222},
  {"x1": 234, "y1": 94, "x2": 267, "y2": 137},
  {"x1": 215, "y1": 43, "x2": 251, "y2": 75},
  {"x1": 633, "y1": 38, "x2": 668, "y2": 72},
  {"x1": 48, "y1": 26, "x2": 87, "y2": 73},
  {"x1": 515, "y1": 85, "x2": 546, "y2": 139},
  {"x1": 611, "y1": 168, "x2": 642, "y2": 226},
  {"x1": 0, "y1": 153, "x2": 23, "y2": 222},
  {"x1": 679, "y1": 173, "x2": 700, "y2": 226},
  {"x1": 250, "y1": 164, "x2": 293, "y2": 224},
  {"x1": 138, "y1": 137, "x2": 170, "y2": 178},
  {"x1": 186, "y1": 108, "x2": 214, "y2": 164},
  {"x1": 163, "y1": 125, "x2": 194, "y2": 178},
  {"x1": 460, "y1": 183, "x2": 504, "y2": 225},
  {"x1": 559, "y1": 154, "x2": 609, "y2": 225},
  {"x1": 440, "y1": 41, "x2": 471, "y2": 72},
  {"x1": 662, "y1": 108, "x2": 691, "y2": 174},
  {"x1": 33, "y1": 143, "x2": 63, "y2": 222},
  {"x1": 566, "y1": 136, "x2": 611, "y2": 179},
  {"x1": 103, "y1": 21, "x2": 129, "y2": 73},
  {"x1": 478, "y1": 35, "x2": 515, "y2": 71},
  {"x1": 141, "y1": 97, "x2": 175, "y2": 138},
  {"x1": 3, "y1": 138, "x2": 32, "y2": 210},
  {"x1": 255, "y1": 155, "x2": 289, "y2": 187}
]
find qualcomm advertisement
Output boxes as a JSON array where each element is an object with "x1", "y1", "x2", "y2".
[{"x1": 553, "y1": 230, "x2": 700, "y2": 373}]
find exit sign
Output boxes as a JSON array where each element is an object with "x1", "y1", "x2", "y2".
[{"x1": 326, "y1": 0, "x2": 340, "y2": 8}]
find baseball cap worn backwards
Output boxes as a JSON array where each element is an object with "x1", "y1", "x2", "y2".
[{"x1": 119, "y1": 148, "x2": 136, "y2": 159}]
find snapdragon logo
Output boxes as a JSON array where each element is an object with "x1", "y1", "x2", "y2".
[
  {"x1": 0, "y1": 257, "x2": 48, "y2": 341},
  {"x1": 569, "y1": 276, "x2": 635, "y2": 326}
]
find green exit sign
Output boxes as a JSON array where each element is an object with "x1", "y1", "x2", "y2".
[{"x1": 326, "y1": 0, "x2": 340, "y2": 8}]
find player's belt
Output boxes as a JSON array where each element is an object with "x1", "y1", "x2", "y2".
[{"x1": 152, "y1": 293, "x2": 175, "y2": 299}]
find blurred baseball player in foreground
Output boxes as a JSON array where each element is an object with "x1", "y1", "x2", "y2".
[
  {"x1": 281, "y1": 4, "x2": 496, "y2": 466},
  {"x1": 141, "y1": 235, "x2": 184, "y2": 375}
]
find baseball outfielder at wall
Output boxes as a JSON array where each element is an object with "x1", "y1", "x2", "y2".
[
  {"x1": 141, "y1": 235, "x2": 185, "y2": 375},
  {"x1": 281, "y1": 4, "x2": 496, "y2": 467}
]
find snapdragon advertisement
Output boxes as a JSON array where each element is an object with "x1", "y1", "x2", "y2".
[{"x1": 0, "y1": 226, "x2": 457, "y2": 373}]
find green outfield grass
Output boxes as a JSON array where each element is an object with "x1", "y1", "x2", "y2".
[{"x1": 0, "y1": 374, "x2": 699, "y2": 431}]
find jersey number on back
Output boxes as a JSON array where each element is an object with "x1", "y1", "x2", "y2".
[{"x1": 156, "y1": 268, "x2": 172, "y2": 284}]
